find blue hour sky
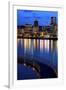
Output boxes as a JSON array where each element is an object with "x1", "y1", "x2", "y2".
[{"x1": 17, "y1": 10, "x2": 58, "y2": 26}]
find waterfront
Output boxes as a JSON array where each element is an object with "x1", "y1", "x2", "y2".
[{"x1": 17, "y1": 9, "x2": 58, "y2": 80}]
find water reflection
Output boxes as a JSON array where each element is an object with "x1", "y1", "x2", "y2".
[
  {"x1": 18, "y1": 39, "x2": 57, "y2": 52},
  {"x1": 17, "y1": 39, "x2": 58, "y2": 72}
]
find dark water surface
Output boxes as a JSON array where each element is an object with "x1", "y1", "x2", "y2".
[{"x1": 17, "y1": 39, "x2": 58, "y2": 80}]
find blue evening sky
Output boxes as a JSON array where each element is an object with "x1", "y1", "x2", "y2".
[{"x1": 17, "y1": 10, "x2": 58, "y2": 26}]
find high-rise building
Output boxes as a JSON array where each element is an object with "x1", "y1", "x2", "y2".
[
  {"x1": 50, "y1": 17, "x2": 57, "y2": 34},
  {"x1": 50, "y1": 17, "x2": 57, "y2": 25},
  {"x1": 33, "y1": 20, "x2": 39, "y2": 32},
  {"x1": 34, "y1": 20, "x2": 39, "y2": 26}
]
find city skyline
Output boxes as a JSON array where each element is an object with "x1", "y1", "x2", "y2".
[{"x1": 17, "y1": 9, "x2": 58, "y2": 80}]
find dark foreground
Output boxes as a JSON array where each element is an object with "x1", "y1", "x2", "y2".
[{"x1": 17, "y1": 58, "x2": 57, "y2": 80}]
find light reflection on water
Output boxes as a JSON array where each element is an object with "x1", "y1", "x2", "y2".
[{"x1": 17, "y1": 39, "x2": 58, "y2": 71}]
